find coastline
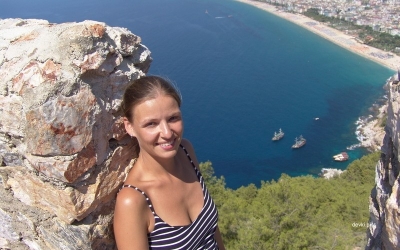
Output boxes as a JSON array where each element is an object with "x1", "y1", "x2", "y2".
[
  {"x1": 236, "y1": 0, "x2": 400, "y2": 71},
  {"x1": 236, "y1": 0, "x2": 392, "y2": 155}
]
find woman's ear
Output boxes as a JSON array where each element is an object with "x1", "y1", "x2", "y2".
[{"x1": 123, "y1": 117, "x2": 136, "y2": 137}]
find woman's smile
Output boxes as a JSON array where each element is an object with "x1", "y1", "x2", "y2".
[{"x1": 157, "y1": 139, "x2": 176, "y2": 150}]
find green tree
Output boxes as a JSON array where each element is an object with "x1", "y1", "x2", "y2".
[{"x1": 200, "y1": 152, "x2": 380, "y2": 249}]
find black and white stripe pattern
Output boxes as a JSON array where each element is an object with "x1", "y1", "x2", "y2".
[{"x1": 119, "y1": 144, "x2": 219, "y2": 250}]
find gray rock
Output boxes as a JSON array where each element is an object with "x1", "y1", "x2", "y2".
[
  {"x1": 366, "y1": 76, "x2": 400, "y2": 249},
  {"x1": 0, "y1": 18, "x2": 152, "y2": 249}
]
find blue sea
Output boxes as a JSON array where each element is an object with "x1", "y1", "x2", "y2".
[{"x1": 1, "y1": 0, "x2": 394, "y2": 189}]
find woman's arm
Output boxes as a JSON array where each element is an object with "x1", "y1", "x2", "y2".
[
  {"x1": 114, "y1": 188, "x2": 149, "y2": 250},
  {"x1": 215, "y1": 226, "x2": 226, "y2": 250}
]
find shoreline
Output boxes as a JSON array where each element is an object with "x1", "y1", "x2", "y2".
[
  {"x1": 236, "y1": 0, "x2": 392, "y2": 155},
  {"x1": 236, "y1": 0, "x2": 400, "y2": 72}
]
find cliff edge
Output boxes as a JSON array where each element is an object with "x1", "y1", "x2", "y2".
[
  {"x1": 366, "y1": 75, "x2": 400, "y2": 250},
  {"x1": 0, "y1": 18, "x2": 152, "y2": 249}
]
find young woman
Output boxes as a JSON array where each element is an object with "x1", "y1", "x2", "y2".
[{"x1": 114, "y1": 76, "x2": 225, "y2": 250}]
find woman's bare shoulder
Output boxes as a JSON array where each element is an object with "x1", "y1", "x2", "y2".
[
  {"x1": 114, "y1": 186, "x2": 150, "y2": 249},
  {"x1": 115, "y1": 186, "x2": 149, "y2": 214}
]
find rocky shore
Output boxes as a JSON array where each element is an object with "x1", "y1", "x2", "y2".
[
  {"x1": 356, "y1": 103, "x2": 387, "y2": 152},
  {"x1": 320, "y1": 168, "x2": 345, "y2": 179}
]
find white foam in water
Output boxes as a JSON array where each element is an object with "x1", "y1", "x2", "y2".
[
  {"x1": 347, "y1": 143, "x2": 362, "y2": 150},
  {"x1": 347, "y1": 115, "x2": 376, "y2": 150}
]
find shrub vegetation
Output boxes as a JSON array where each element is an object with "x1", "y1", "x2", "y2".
[{"x1": 199, "y1": 152, "x2": 380, "y2": 249}]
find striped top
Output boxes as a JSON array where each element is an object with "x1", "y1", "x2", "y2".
[{"x1": 119, "y1": 144, "x2": 219, "y2": 250}]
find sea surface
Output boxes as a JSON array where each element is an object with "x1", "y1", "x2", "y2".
[{"x1": 1, "y1": 0, "x2": 394, "y2": 189}]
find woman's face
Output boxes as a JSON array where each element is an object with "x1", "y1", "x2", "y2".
[{"x1": 124, "y1": 94, "x2": 183, "y2": 160}]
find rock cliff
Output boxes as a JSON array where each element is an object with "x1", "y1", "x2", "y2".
[
  {"x1": 0, "y1": 18, "x2": 152, "y2": 249},
  {"x1": 366, "y1": 75, "x2": 400, "y2": 250}
]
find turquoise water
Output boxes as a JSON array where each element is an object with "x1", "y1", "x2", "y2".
[{"x1": 1, "y1": 0, "x2": 394, "y2": 189}]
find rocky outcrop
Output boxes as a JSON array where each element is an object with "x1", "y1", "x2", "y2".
[
  {"x1": 0, "y1": 18, "x2": 152, "y2": 249},
  {"x1": 366, "y1": 75, "x2": 400, "y2": 250},
  {"x1": 358, "y1": 103, "x2": 388, "y2": 153},
  {"x1": 320, "y1": 168, "x2": 345, "y2": 179}
]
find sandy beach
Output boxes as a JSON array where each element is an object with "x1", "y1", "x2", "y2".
[{"x1": 236, "y1": 0, "x2": 400, "y2": 71}]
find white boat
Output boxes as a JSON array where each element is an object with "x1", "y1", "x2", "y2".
[
  {"x1": 272, "y1": 128, "x2": 284, "y2": 141},
  {"x1": 333, "y1": 152, "x2": 349, "y2": 162},
  {"x1": 292, "y1": 135, "x2": 306, "y2": 149}
]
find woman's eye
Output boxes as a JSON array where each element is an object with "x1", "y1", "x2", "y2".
[
  {"x1": 169, "y1": 116, "x2": 181, "y2": 122},
  {"x1": 145, "y1": 122, "x2": 157, "y2": 127}
]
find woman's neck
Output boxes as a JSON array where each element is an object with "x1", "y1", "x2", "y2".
[{"x1": 137, "y1": 151, "x2": 179, "y2": 178}]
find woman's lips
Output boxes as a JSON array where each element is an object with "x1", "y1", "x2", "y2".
[{"x1": 158, "y1": 138, "x2": 175, "y2": 150}]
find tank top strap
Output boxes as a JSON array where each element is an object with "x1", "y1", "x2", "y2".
[
  {"x1": 179, "y1": 144, "x2": 198, "y2": 171},
  {"x1": 179, "y1": 144, "x2": 204, "y2": 183},
  {"x1": 119, "y1": 184, "x2": 156, "y2": 215}
]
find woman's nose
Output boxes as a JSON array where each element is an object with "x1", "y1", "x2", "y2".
[{"x1": 160, "y1": 121, "x2": 173, "y2": 137}]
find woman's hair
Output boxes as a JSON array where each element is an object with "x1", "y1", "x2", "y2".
[{"x1": 121, "y1": 75, "x2": 182, "y2": 122}]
